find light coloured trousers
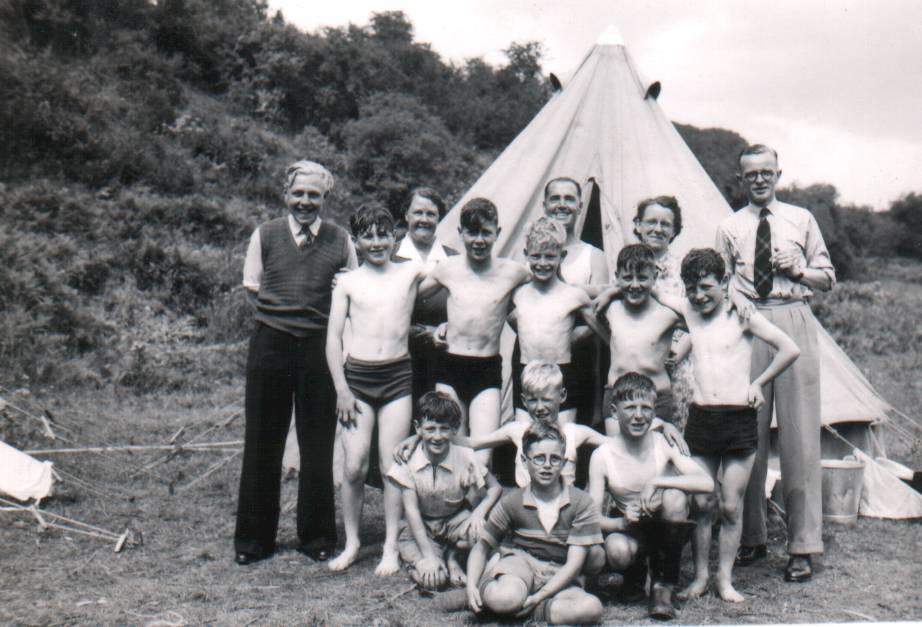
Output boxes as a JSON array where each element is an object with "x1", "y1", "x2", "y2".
[{"x1": 742, "y1": 301, "x2": 824, "y2": 555}]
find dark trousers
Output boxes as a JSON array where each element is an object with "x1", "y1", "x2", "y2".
[{"x1": 234, "y1": 323, "x2": 338, "y2": 557}]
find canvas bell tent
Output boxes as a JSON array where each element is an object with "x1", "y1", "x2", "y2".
[{"x1": 435, "y1": 26, "x2": 920, "y2": 518}]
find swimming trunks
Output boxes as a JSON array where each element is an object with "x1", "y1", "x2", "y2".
[
  {"x1": 602, "y1": 387, "x2": 674, "y2": 422},
  {"x1": 344, "y1": 355, "x2": 413, "y2": 410},
  {"x1": 512, "y1": 361, "x2": 581, "y2": 411},
  {"x1": 436, "y1": 352, "x2": 502, "y2": 407},
  {"x1": 684, "y1": 404, "x2": 757, "y2": 457}
]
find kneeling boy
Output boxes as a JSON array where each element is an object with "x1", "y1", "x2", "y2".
[
  {"x1": 588, "y1": 373, "x2": 714, "y2": 620},
  {"x1": 466, "y1": 422, "x2": 605, "y2": 624},
  {"x1": 387, "y1": 392, "x2": 502, "y2": 590}
]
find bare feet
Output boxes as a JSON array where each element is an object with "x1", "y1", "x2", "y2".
[
  {"x1": 328, "y1": 543, "x2": 360, "y2": 571},
  {"x1": 677, "y1": 576, "x2": 709, "y2": 600},
  {"x1": 375, "y1": 545, "x2": 400, "y2": 576},
  {"x1": 447, "y1": 554, "x2": 467, "y2": 587},
  {"x1": 716, "y1": 579, "x2": 745, "y2": 603}
]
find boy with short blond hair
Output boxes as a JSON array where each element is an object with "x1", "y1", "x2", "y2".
[
  {"x1": 593, "y1": 244, "x2": 682, "y2": 424},
  {"x1": 510, "y1": 218, "x2": 605, "y2": 425},
  {"x1": 652, "y1": 248, "x2": 800, "y2": 603},
  {"x1": 423, "y1": 198, "x2": 531, "y2": 465},
  {"x1": 326, "y1": 204, "x2": 428, "y2": 575},
  {"x1": 387, "y1": 391, "x2": 502, "y2": 590},
  {"x1": 466, "y1": 421, "x2": 605, "y2": 624}
]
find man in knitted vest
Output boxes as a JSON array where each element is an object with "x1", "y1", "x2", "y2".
[{"x1": 234, "y1": 160, "x2": 357, "y2": 565}]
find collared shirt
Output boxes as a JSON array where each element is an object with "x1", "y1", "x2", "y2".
[
  {"x1": 386, "y1": 444, "x2": 487, "y2": 519},
  {"x1": 242, "y1": 215, "x2": 357, "y2": 291},
  {"x1": 482, "y1": 483, "x2": 602, "y2": 564},
  {"x1": 716, "y1": 199, "x2": 835, "y2": 301},
  {"x1": 655, "y1": 248, "x2": 685, "y2": 297},
  {"x1": 394, "y1": 236, "x2": 450, "y2": 266}
]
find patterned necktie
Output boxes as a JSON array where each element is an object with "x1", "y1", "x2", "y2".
[
  {"x1": 298, "y1": 225, "x2": 315, "y2": 248},
  {"x1": 754, "y1": 208, "x2": 773, "y2": 298}
]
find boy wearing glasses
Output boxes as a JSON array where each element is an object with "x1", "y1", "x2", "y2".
[
  {"x1": 587, "y1": 373, "x2": 713, "y2": 620},
  {"x1": 466, "y1": 422, "x2": 605, "y2": 624}
]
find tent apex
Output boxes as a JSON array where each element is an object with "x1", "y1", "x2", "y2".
[{"x1": 595, "y1": 24, "x2": 625, "y2": 47}]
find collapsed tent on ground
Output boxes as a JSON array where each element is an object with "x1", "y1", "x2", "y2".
[
  {"x1": 436, "y1": 26, "x2": 919, "y2": 519},
  {"x1": 0, "y1": 439, "x2": 53, "y2": 501}
]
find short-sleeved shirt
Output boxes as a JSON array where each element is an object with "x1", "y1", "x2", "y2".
[
  {"x1": 387, "y1": 444, "x2": 487, "y2": 519},
  {"x1": 716, "y1": 200, "x2": 835, "y2": 302},
  {"x1": 481, "y1": 483, "x2": 603, "y2": 564}
]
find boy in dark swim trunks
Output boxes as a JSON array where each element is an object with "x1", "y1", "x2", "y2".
[
  {"x1": 326, "y1": 204, "x2": 431, "y2": 575},
  {"x1": 387, "y1": 391, "x2": 502, "y2": 590},
  {"x1": 509, "y1": 218, "x2": 606, "y2": 425},
  {"x1": 422, "y1": 198, "x2": 531, "y2": 466},
  {"x1": 652, "y1": 249, "x2": 800, "y2": 603}
]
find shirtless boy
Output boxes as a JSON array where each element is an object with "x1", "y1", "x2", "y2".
[
  {"x1": 425, "y1": 198, "x2": 531, "y2": 464},
  {"x1": 511, "y1": 218, "x2": 605, "y2": 424},
  {"x1": 593, "y1": 244, "x2": 681, "y2": 424},
  {"x1": 387, "y1": 391, "x2": 502, "y2": 590},
  {"x1": 326, "y1": 204, "x2": 428, "y2": 574},
  {"x1": 652, "y1": 249, "x2": 800, "y2": 603},
  {"x1": 588, "y1": 373, "x2": 714, "y2": 620}
]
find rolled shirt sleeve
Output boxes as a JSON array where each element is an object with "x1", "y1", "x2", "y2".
[
  {"x1": 242, "y1": 227, "x2": 262, "y2": 291},
  {"x1": 566, "y1": 491, "x2": 603, "y2": 547}
]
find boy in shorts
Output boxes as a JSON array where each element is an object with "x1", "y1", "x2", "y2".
[
  {"x1": 653, "y1": 249, "x2": 800, "y2": 602},
  {"x1": 387, "y1": 391, "x2": 502, "y2": 590},
  {"x1": 587, "y1": 372, "x2": 714, "y2": 620},
  {"x1": 424, "y1": 198, "x2": 531, "y2": 465},
  {"x1": 466, "y1": 422, "x2": 605, "y2": 624},
  {"x1": 326, "y1": 204, "x2": 430, "y2": 574},
  {"x1": 510, "y1": 217, "x2": 606, "y2": 425}
]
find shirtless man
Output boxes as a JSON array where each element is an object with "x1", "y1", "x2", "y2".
[
  {"x1": 425, "y1": 198, "x2": 531, "y2": 465},
  {"x1": 653, "y1": 248, "x2": 800, "y2": 602},
  {"x1": 510, "y1": 218, "x2": 605, "y2": 424},
  {"x1": 593, "y1": 244, "x2": 681, "y2": 425},
  {"x1": 326, "y1": 204, "x2": 429, "y2": 574}
]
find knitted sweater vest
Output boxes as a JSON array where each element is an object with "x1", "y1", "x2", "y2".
[{"x1": 254, "y1": 217, "x2": 350, "y2": 336}]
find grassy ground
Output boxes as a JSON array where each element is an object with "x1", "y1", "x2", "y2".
[{"x1": 1, "y1": 258, "x2": 920, "y2": 625}]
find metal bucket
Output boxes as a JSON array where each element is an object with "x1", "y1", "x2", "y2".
[{"x1": 821, "y1": 458, "x2": 865, "y2": 524}]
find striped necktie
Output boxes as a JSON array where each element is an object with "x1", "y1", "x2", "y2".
[
  {"x1": 754, "y1": 208, "x2": 773, "y2": 298},
  {"x1": 298, "y1": 224, "x2": 315, "y2": 248}
]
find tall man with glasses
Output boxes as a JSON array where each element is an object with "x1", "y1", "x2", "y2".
[{"x1": 716, "y1": 144, "x2": 835, "y2": 582}]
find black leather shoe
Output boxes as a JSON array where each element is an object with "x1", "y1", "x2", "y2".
[
  {"x1": 784, "y1": 555, "x2": 813, "y2": 582},
  {"x1": 235, "y1": 552, "x2": 266, "y2": 565},
  {"x1": 735, "y1": 544, "x2": 767, "y2": 567},
  {"x1": 299, "y1": 544, "x2": 334, "y2": 562}
]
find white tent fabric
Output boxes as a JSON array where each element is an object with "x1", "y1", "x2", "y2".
[
  {"x1": 436, "y1": 27, "x2": 892, "y2": 429},
  {"x1": 853, "y1": 449, "x2": 922, "y2": 519},
  {"x1": 0, "y1": 440, "x2": 53, "y2": 501}
]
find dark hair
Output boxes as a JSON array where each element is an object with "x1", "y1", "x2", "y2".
[
  {"x1": 349, "y1": 203, "x2": 394, "y2": 237},
  {"x1": 616, "y1": 243, "x2": 656, "y2": 274},
  {"x1": 522, "y1": 421, "x2": 567, "y2": 455},
  {"x1": 459, "y1": 197, "x2": 498, "y2": 231},
  {"x1": 738, "y1": 144, "x2": 779, "y2": 166},
  {"x1": 543, "y1": 177, "x2": 582, "y2": 200},
  {"x1": 415, "y1": 391, "x2": 462, "y2": 430},
  {"x1": 681, "y1": 248, "x2": 726, "y2": 285},
  {"x1": 408, "y1": 186, "x2": 447, "y2": 219},
  {"x1": 634, "y1": 195, "x2": 683, "y2": 240},
  {"x1": 609, "y1": 372, "x2": 657, "y2": 406}
]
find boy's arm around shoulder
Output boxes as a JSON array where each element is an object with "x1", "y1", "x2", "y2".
[
  {"x1": 575, "y1": 288, "x2": 610, "y2": 342},
  {"x1": 417, "y1": 259, "x2": 445, "y2": 298},
  {"x1": 651, "y1": 285, "x2": 686, "y2": 319},
  {"x1": 745, "y1": 311, "x2": 801, "y2": 408}
]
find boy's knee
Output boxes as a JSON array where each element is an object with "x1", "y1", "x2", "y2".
[
  {"x1": 692, "y1": 492, "x2": 716, "y2": 514},
  {"x1": 584, "y1": 544, "x2": 606, "y2": 574},
  {"x1": 720, "y1": 497, "x2": 742, "y2": 522},
  {"x1": 660, "y1": 488, "x2": 688, "y2": 520},
  {"x1": 483, "y1": 575, "x2": 528, "y2": 614},
  {"x1": 552, "y1": 592, "x2": 603, "y2": 624},
  {"x1": 605, "y1": 534, "x2": 635, "y2": 570},
  {"x1": 343, "y1": 456, "x2": 369, "y2": 483}
]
